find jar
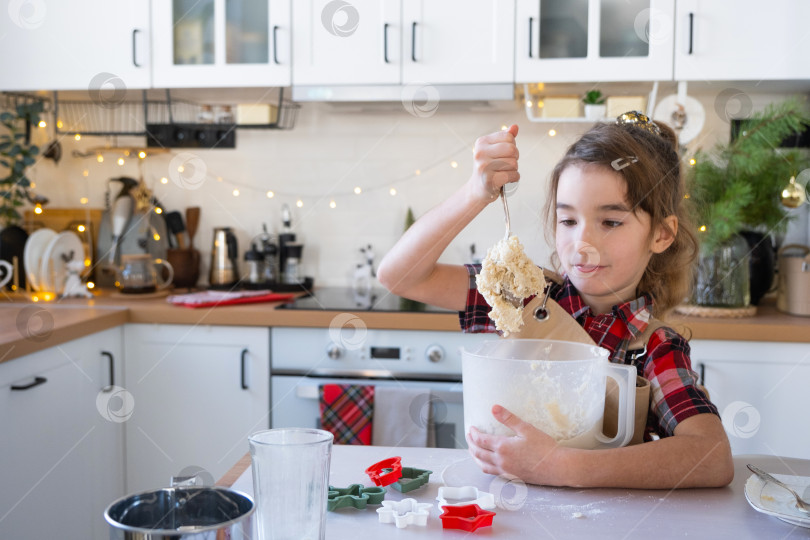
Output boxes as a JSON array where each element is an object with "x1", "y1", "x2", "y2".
[{"x1": 692, "y1": 234, "x2": 751, "y2": 307}]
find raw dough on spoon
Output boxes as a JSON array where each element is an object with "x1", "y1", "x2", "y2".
[{"x1": 476, "y1": 235, "x2": 545, "y2": 336}]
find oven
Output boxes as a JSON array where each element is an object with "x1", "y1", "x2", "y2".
[{"x1": 270, "y1": 289, "x2": 489, "y2": 449}]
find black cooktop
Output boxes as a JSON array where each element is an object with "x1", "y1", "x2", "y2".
[{"x1": 276, "y1": 287, "x2": 453, "y2": 313}]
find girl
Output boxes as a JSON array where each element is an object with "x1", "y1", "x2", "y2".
[{"x1": 377, "y1": 114, "x2": 734, "y2": 489}]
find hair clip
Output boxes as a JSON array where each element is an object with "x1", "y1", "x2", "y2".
[{"x1": 616, "y1": 110, "x2": 661, "y2": 136}]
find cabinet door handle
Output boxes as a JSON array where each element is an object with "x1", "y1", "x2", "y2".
[
  {"x1": 383, "y1": 23, "x2": 390, "y2": 63},
  {"x1": 240, "y1": 348, "x2": 249, "y2": 390},
  {"x1": 11, "y1": 376, "x2": 47, "y2": 391},
  {"x1": 528, "y1": 17, "x2": 534, "y2": 58},
  {"x1": 132, "y1": 29, "x2": 141, "y2": 67},
  {"x1": 411, "y1": 21, "x2": 418, "y2": 62},
  {"x1": 101, "y1": 351, "x2": 114, "y2": 392},
  {"x1": 687, "y1": 12, "x2": 694, "y2": 55},
  {"x1": 272, "y1": 25, "x2": 280, "y2": 64}
]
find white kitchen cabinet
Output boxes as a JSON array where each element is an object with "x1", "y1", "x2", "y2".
[
  {"x1": 123, "y1": 324, "x2": 269, "y2": 493},
  {"x1": 0, "y1": 1, "x2": 150, "y2": 91},
  {"x1": 151, "y1": 0, "x2": 291, "y2": 88},
  {"x1": 0, "y1": 327, "x2": 124, "y2": 540},
  {"x1": 292, "y1": 0, "x2": 514, "y2": 87},
  {"x1": 515, "y1": 0, "x2": 675, "y2": 83},
  {"x1": 690, "y1": 340, "x2": 810, "y2": 459},
  {"x1": 674, "y1": 0, "x2": 810, "y2": 81}
]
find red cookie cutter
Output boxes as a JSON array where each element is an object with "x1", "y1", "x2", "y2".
[
  {"x1": 439, "y1": 503, "x2": 496, "y2": 532},
  {"x1": 365, "y1": 456, "x2": 403, "y2": 487}
]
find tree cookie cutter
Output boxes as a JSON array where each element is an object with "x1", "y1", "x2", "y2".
[
  {"x1": 365, "y1": 456, "x2": 403, "y2": 487},
  {"x1": 391, "y1": 467, "x2": 432, "y2": 493},
  {"x1": 436, "y1": 486, "x2": 496, "y2": 510},
  {"x1": 439, "y1": 503, "x2": 496, "y2": 532},
  {"x1": 376, "y1": 498, "x2": 432, "y2": 528},
  {"x1": 327, "y1": 484, "x2": 386, "y2": 511}
]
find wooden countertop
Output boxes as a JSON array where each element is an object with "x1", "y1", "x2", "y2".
[{"x1": 1, "y1": 290, "x2": 808, "y2": 364}]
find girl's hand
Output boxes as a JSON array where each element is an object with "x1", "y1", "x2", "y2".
[
  {"x1": 469, "y1": 124, "x2": 520, "y2": 203},
  {"x1": 466, "y1": 404, "x2": 567, "y2": 486}
]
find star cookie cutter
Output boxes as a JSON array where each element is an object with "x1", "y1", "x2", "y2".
[
  {"x1": 365, "y1": 456, "x2": 403, "y2": 487},
  {"x1": 391, "y1": 467, "x2": 433, "y2": 493},
  {"x1": 436, "y1": 486, "x2": 496, "y2": 510},
  {"x1": 376, "y1": 498, "x2": 432, "y2": 528},
  {"x1": 327, "y1": 484, "x2": 386, "y2": 511},
  {"x1": 439, "y1": 503, "x2": 496, "y2": 532}
]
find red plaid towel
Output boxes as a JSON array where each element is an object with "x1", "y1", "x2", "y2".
[{"x1": 319, "y1": 384, "x2": 374, "y2": 445}]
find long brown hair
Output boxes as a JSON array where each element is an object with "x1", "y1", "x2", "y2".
[{"x1": 543, "y1": 120, "x2": 698, "y2": 316}]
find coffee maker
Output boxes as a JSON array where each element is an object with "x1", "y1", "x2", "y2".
[
  {"x1": 209, "y1": 227, "x2": 239, "y2": 288},
  {"x1": 278, "y1": 204, "x2": 302, "y2": 283}
]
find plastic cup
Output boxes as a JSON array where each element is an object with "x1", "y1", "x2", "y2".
[{"x1": 249, "y1": 428, "x2": 333, "y2": 540}]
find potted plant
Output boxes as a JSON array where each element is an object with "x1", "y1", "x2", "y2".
[
  {"x1": 0, "y1": 101, "x2": 44, "y2": 289},
  {"x1": 687, "y1": 98, "x2": 810, "y2": 307},
  {"x1": 582, "y1": 90, "x2": 607, "y2": 120}
]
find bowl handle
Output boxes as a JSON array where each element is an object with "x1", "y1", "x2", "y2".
[{"x1": 595, "y1": 364, "x2": 637, "y2": 448}]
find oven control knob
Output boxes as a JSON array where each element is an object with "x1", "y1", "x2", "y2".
[
  {"x1": 426, "y1": 345, "x2": 444, "y2": 363},
  {"x1": 326, "y1": 343, "x2": 343, "y2": 360}
]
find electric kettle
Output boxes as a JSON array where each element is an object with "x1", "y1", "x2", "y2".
[{"x1": 209, "y1": 227, "x2": 239, "y2": 288}]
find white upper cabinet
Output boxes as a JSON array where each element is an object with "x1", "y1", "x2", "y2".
[
  {"x1": 0, "y1": 0, "x2": 150, "y2": 91},
  {"x1": 151, "y1": 0, "x2": 291, "y2": 88},
  {"x1": 674, "y1": 0, "x2": 810, "y2": 81},
  {"x1": 515, "y1": 0, "x2": 675, "y2": 83},
  {"x1": 292, "y1": 0, "x2": 515, "y2": 87}
]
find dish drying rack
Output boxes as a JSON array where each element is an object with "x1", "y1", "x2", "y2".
[{"x1": 52, "y1": 87, "x2": 300, "y2": 137}]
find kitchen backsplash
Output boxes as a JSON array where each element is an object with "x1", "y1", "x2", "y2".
[{"x1": 24, "y1": 89, "x2": 808, "y2": 288}]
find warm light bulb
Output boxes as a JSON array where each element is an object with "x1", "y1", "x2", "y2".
[
  {"x1": 74, "y1": 134, "x2": 81, "y2": 141},
  {"x1": 689, "y1": 158, "x2": 696, "y2": 166},
  {"x1": 414, "y1": 170, "x2": 421, "y2": 176},
  {"x1": 138, "y1": 151, "x2": 146, "y2": 159},
  {"x1": 537, "y1": 100, "x2": 544, "y2": 108},
  {"x1": 38, "y1": 120, "x2": 46, "y2": 128},
  {"x1": 97, "y1": 155, "x2": 104, "y2": 163},
  {"x1": 30, "y1": 182, "x2": 36, "y2": 189},
  {"x1": 160, "y1": 177, "x2": 168, "y2": 184},
  {"x1": 266, "y1": 191, "x2": 274, "y2": 198},
  {"x1": 232, "y1": 189, "x2": 240, "y2": 197},
  {"x1": 80, "y1": 197, "x2": 89, "y2": 205},
  {"x1": 699, "y1": 225, "x2": 706, "y2": 232},
  {"x1": 84, "y1": 258, "x2": 91, "y2": 267},
  {"x1": 525, "y1": 100, "x2": 532, "y2": 108},
  {"x1": 296, "y1": 199, "x2": 304, "y2": 208},
  {"x1": 217, "y1": 176, "x2": 223, "y2": 182},
  {"x1": 117, "y1": 158, "x2": 124, "y2": 166},
  {"x1": 389, "y1": 188, "x2": 397, "y2": 196},
  {"x1": 123, "y1": 150, "x2": 130, "y2": 157},
  {"x1": 329, "y1": 200, "x2": 337, "y2": 209},
  {"x1": 57, "y1": 120, "x2": 63, "y2": 129},
  {"x1": 450, "y1": 161, "x2": 458, "y2": 168},
  {"x1": 34, "y1": 205, "x2": 42, "y2": 214},
  {"x1": 684, "y1": 193, "x2": 690, "y2": 199},
  {"x1": 353, "y1": 186, "x2": 362, "y2": 194},
  {"x1": 82, "y1": 170, "x2": 89, "y2": 177},
  {"x1": 155, "y1": 207, "x2": 163, "y2": 214},
  {"x1": 502, "y1": 124, "x2": 509, "y2": 130},
  {"x1": 548, "y1": 129, "x2": 557, "y2": 137},
  {"x1": 77, "y1": 225, "x2": 86, "y2": 232},
  {"x1": 153, "y1": 233, "x2": 160, "y2": 241},
  {"x1": 87, "y1": 282, "x2": 95, "y2": 289}
]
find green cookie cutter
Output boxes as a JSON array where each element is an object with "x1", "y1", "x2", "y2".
[
  {"x1": 391, "y1": 467, "x2": 433, "y2": 493},
  {"x1": 327, "y1": 484, "x2": 387, "y2": 511}
]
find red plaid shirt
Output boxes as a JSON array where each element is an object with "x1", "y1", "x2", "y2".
[{"x1": 459, "y1": 264, "x2": 718, "y2": 440}]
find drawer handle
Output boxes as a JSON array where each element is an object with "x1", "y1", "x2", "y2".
[
  {"x1": 132, "y1": 29, "x2": 141, "y2": 67},
  {"x1": 241, "y1": 348, "x2": 249, "y2": 390},
  {"x1": 272, "y1": 25, "x2": 280, "y2": 64},
  {"x1": 383, "y1": 23, "x2": 390, "y2": 63},
  {"x1": 528, "y1": 17, "x2": 534, "y2": 58},
  {"x1": 411, "y1": 21, "x2": 418, "y2": 62},
  {"x1": 687, "y1": 12, "x2": 694, "y2": 55},
  {"x1": 102, "y1": 351, "x2": 114, "y2": 392},
  {"x1": 11, "y1": 376, "x2": 47, "y2": 391}
]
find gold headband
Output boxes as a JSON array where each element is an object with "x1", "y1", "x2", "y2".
[{"x1": 616, "y1": 110, "x2": 661, "y2": 136}]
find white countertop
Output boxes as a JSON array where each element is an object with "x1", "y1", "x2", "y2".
[{"x1": 230, "y1": 446, "x2": 810, "y2": 539}]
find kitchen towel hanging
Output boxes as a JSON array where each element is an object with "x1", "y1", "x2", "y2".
[
  {"x1": 372, "y1": 387, "x2": 431, "y2": 448},
  {"x1": 319, "y1": 384, "x2": 374, "y2": 445}
]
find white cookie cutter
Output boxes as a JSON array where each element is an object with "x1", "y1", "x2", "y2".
[
  {"x1": 376, "y1": 498, "x2": 432, "y2": 528},
  {"x1": 436, "y1": 486, "x2": 496, "y2": 510}
]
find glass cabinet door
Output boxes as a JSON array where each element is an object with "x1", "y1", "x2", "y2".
[
  {"x1": 539, "y1": 0, "x2": 588, "y2": 59},
  {"x1": 226, "y1": 0, "x2": 269, "y2": 64},
  {"x1": 172, "y1": 0, "x2": 215, "y2": 65},
  {"x1": 599, "y1": 0, "x2": 650, "y2": 58}
]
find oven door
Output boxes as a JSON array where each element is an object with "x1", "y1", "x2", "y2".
[{"x1": 271, "y1": 376, "x2": 466, "y2": 449}]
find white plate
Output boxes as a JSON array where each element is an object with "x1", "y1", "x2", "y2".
[
  {"x1": 23, "y1": 228, "x2": 57, "y2": 291},
  {"x1": 744, "y1": 472, "x2": 810, "y2": 528},
  {"x1": 39, "y1": 231, "x2": 85, "y2": 294}
]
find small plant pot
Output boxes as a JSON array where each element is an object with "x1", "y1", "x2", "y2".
[{"x1": 584, "y1": 104, "x2": 606, "y2": 120}]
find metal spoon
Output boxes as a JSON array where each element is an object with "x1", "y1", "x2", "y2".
[
  {"x1": 498, "y1": 186, "x2": 521, "y2": 307},
  {"x1": 747, "y1": 464, "x2": 810, "y2": 514},
  {"x1": 500, "y1": 186, "x2": 511, "y2": 240}
]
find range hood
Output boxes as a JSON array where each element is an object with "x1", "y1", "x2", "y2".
[{"x1": 292, "y1": 83, "x2": 514, "y2": 102}]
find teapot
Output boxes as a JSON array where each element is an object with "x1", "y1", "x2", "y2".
[{"x1": 116, "y1": 254, "x2": 173, "y2": 294}]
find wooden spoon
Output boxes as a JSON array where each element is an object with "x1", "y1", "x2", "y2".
[{"x1": 186, "y1": 207, "x2": 200, "y2": 249}]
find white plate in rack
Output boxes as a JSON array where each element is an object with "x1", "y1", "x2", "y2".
[
  {"x1": 24, "y1": 228, "x2": 57, "y2": 291},
  {"x1": 38, "y1": 231, "x2": 85, "y2": 294},
  {"x1": 744, "y1": 472, "x2": 810, "y2": 528}
]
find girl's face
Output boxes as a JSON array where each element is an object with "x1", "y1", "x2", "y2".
[{"x1": 554, "y1": 163, "x2": 674, "y2": 314}]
